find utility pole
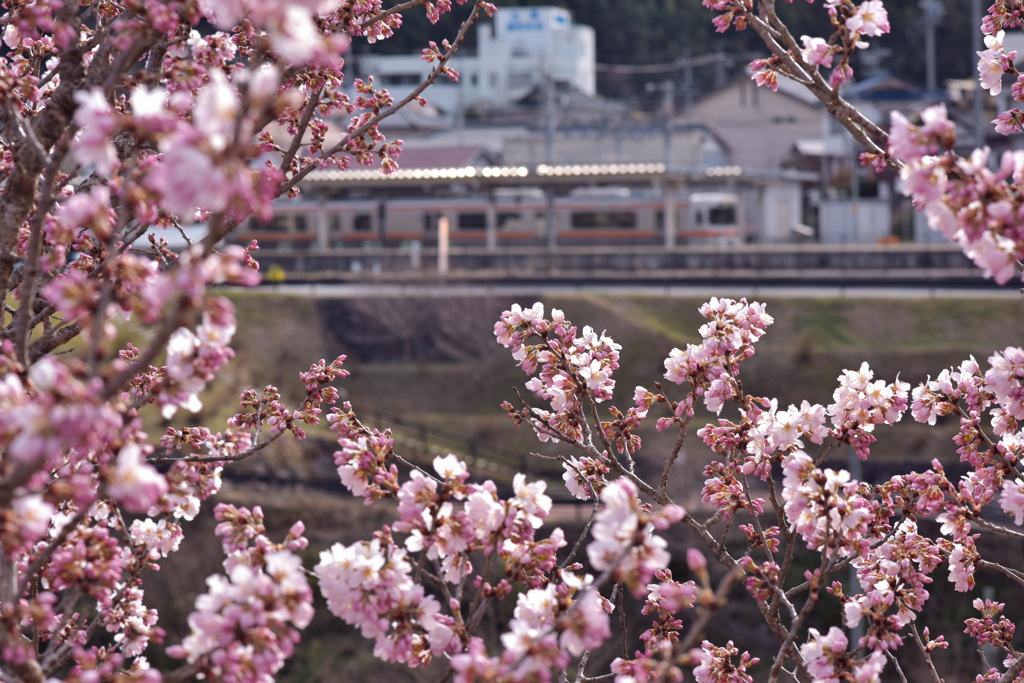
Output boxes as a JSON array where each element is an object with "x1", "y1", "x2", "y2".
[
  {"x1": 662, "y1": 79, "x2": 674, "y2": 167},
  {"x1": 455, "y1": 78, "x2": 465, "y2": 147},
  {"x1": 544, "y1": 73, "x2": 557, "y2": 164},
  {"x1": 920, "y1": 0, "x2": 945, "y2": 94},
  {"x1": 973, "y1": 0, "x2": 985, "y2": 147},
  {"x1": 714, "y1": 48, "x2": 727, "y2": 89},
  {"x1": 682, "y1": 48, "x2": 694, "y2": 114}
]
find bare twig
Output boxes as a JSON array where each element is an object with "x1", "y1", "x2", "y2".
[
  {"x1": 558, "y1": 458, "x2": 601, "y2": 570},
  {"x1": 908, "y1": 622, "x2": 942, "y2": 683},
  {"x1": 359, "y1": 0, "x2": 427, "y2": 32},
  {"x1": 659, "y1": 407, "x2": 693, "y2": 496},
  {"x1": 280, "y1": 0, "x2": 487, "y2": 196}
]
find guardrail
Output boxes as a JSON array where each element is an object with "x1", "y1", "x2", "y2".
[{"x1": 252, "y1": 243, "x2": 990, "y2": 285}]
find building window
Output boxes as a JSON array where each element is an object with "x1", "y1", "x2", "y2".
[
  {"x1": 381, "y1": 74, "x2": 421, "y2": 86},
  {"x1": 508, "y1": 71, "x2": 532, "y2": 89}
]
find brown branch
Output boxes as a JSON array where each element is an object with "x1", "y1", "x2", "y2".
[
  {"x1": 998, "y1": 654, "x2": 1024, "y2": 683},
  {"x1": 280, "y1": 85, "x2": 325, "y2": 173},
  {"x1": 742, "y1": 4, "x2": 892, "y2": 161},
  {"x1": 978, "y1": 559, "x2": 1024, "y2": 590},
  {"x1": 358, "y1": 0, "x2": 427, "y2": 32},
  {"x1": 659, "y1": 410, "x2": 692, "y2": 497},
  {"x1": 99, "y1": 296, "x2": 186, "y2": 401},
  {"x1": 17, "y1": 510, "x2": 88, "y2": 600},
  {"x1": 558, "y1": 458, "x2": 601, "y2": 570},
  {"x1": 280, "y1": 0, "x2": 486, "y2": 195},
  {"x1": 908, "y1": 622, "x2": 943, "y2": 683},
  {"x1": 12, "y1": 136, "x2": 71, "y2": 365}
]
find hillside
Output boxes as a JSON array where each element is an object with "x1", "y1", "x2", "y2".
[{"x1": 225, "y1": 290, "x2": 1024, "y2": 481}]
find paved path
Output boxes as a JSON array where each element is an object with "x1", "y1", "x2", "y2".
[{"x1": 246, "y1": 282, "x2": 1023, "y2": 299}]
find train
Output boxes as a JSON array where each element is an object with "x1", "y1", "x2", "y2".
[{"x1": 231, "y1": 188, "x2": 743, "y2": 250}]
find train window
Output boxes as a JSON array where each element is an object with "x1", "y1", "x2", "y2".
[
  {"x1": 295, "y1": 216, "x2": 308, "y2": 232},
  {"x1": 330, "y1": 215, "x2": 342, "y2": 232},
  {"x1": 571, "y1": 211, "x2": 636, "y2": 229},
  {"x1": 458, "y1": 213, "x2": 523, "y2": 230},
  {"x1": 423, "y1": 213, "x2": 442, "y2": 233},
  {"x1": 252, "y1": 217, "x2": 288, "y2": 233},
  {"x1": 353, "y1": 214, "x2": 372, "y2": 231},
  {"x1": 708, "y1": 205, "x2": 736, "y2": 225},
  {"x1": 498, "y1": 212, "x2": 522, "y2": 230},
  {"x1": 458, "y1": 213, "x2": 487, "y2": 230}
]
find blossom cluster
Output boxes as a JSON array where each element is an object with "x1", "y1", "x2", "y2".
[
  {"x1": 889, "y1": 103, "x2": 1024, "y2": 283},
  {"x1": 587, "y1": 478, "x2": 683, "y2": 594},
  {"x1": 315, "y1": 531, "x2": 457, "y2": 666},
  {"x1": 828, "y1": 361, "x2": 909, "y2": 459},
  {"x1": 661, "y1": 297, "x2": 773, "y2": 418},
  {"x1": 452, "y1": 579, "x2": 611, "y2": 681},
  {"x1": 495, "y1": 302, "x2": 623, "y2": 442},
  {"x1": 704, "y1": 0, "x2": 890, "y2": 91},
  {"x1": 610, "y1": 569, "x2": 701, "y2": 682},
  {"x1": 800, "y1": 627, "x2": 886, "y2": 683},
  {"x1": 781, "y1": 451, "x2": 874, "y2": 557},
  {"x1": 315, "y1": 447, "x2": 638, "y2": 680},
  {"x1": 169, "y1": 504, "x2": 314, "y2": 683}
]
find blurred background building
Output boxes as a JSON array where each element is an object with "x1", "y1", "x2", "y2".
[{"x1": 226, "y1": 2, "x2": 1008, "y2": 283}]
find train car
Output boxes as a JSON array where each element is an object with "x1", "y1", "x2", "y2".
[{"x1": 232, "y1": 188, "x2": 742, "y2": 249}]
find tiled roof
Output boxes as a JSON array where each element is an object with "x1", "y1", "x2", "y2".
[{"x1": 392, "y1": 146, "x2": 491, "y2": 169}]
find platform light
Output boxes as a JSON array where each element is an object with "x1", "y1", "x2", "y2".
[{"x1": 706, "y1": 165, "x2": 743, "y2": 177}]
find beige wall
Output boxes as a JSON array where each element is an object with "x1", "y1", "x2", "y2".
[
  {"x1": 501, "y1": 129, "x2": 723, "y2": 166},
  {"x1": 686, "y1": 78, "x2": 821, "y2": 169}
]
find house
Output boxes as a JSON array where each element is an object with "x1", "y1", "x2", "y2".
[
  {"x1": 500, "y1": 122, "x2": 727, "y2": 167},
  {"x1": 684, "y1": 74, "x2": 823, "y2": 169}
]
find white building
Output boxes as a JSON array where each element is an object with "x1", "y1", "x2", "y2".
[{"x1": 357, "y1": 6, "x2": 595, "y2": 114}]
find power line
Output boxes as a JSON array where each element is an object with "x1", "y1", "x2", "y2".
[{"x1": 595, "y1": 51, "x2": 737, "y2": 74}]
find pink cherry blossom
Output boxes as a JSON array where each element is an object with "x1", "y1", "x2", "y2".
[
  {"x1": 800, "y1": 35, "x2": 833, "y2": 67},
  {"x1": 845, "y1": 1, "x2": 890, "y2": 38}
]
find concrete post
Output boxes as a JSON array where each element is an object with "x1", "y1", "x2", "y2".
[
  {"x1": 545, "y1": 188, "x2": 557, "y2": 249},
  {"x1": 438, "y1": 216, "x2": 450, "y2": 274},
  {"x1": 485, "y1": 191, "x2": 498, "y2": 251},
  {"x1": 315, "y1": 195, "x2": 329, "y2": 249},
  {"x1": 663, "y1": 181, "x2": 677, "y2": 249}
]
